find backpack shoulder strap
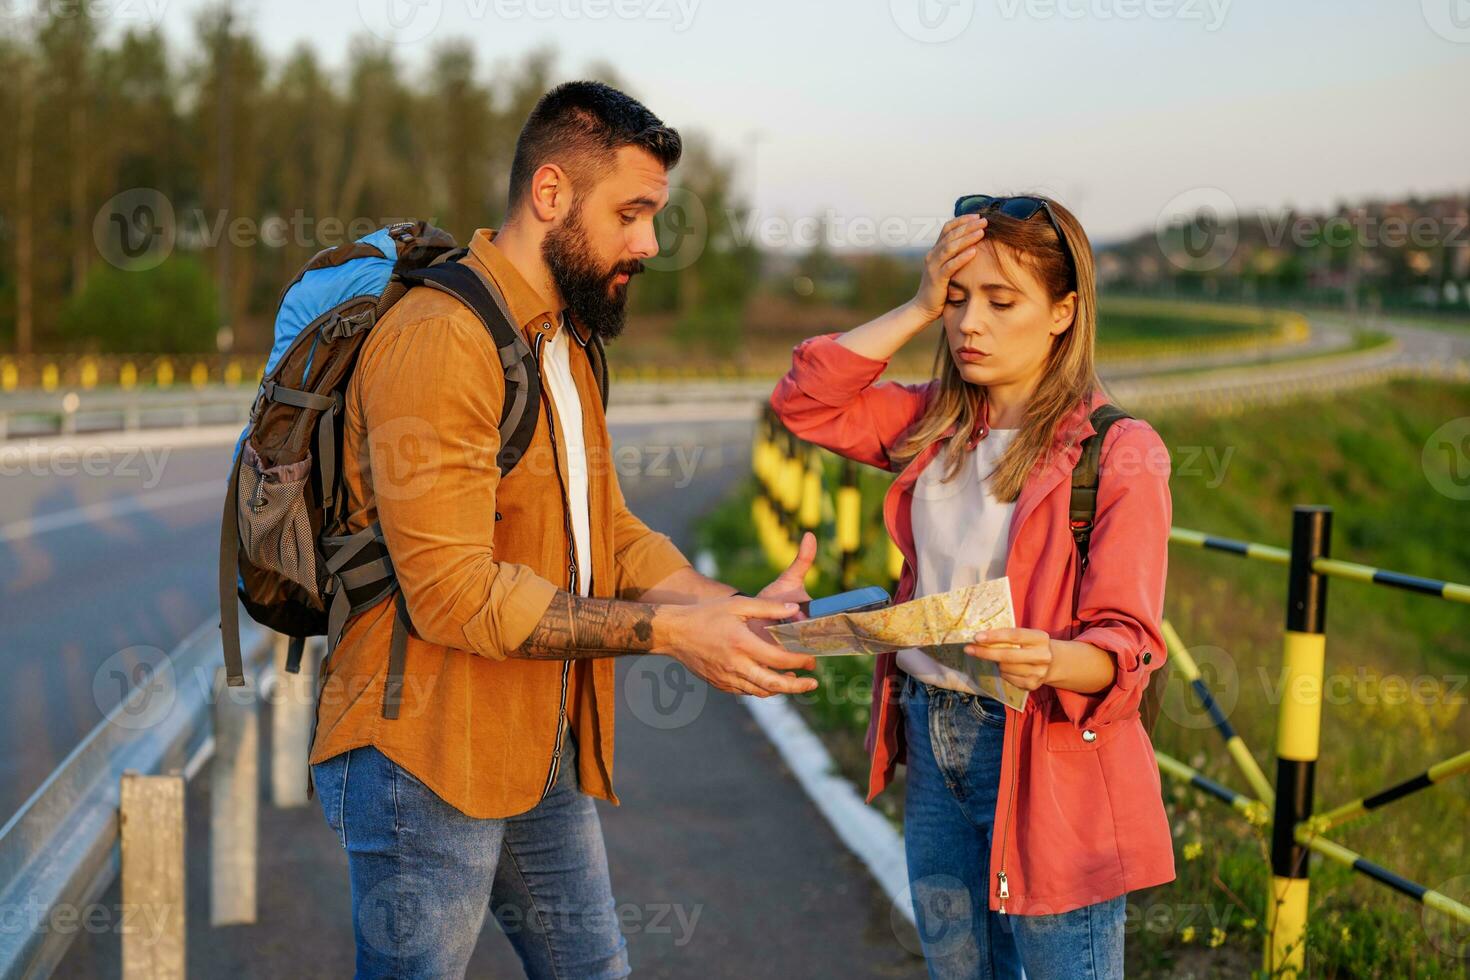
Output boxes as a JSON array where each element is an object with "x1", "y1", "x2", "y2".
[
  {"x1": 219, "y1": 447, "x2": 247, "y2": 687},
  {"x1": 1069, "y1": 403, "x2": 1133, "y2": 565},
  {"x1": 1067, "y1": 402, "x2": 1133, "y2": 629},
  {"x1": 396, "y1": 261, "x2": 542, "y2": 475},
  {"x1": 1067, "y1": 402, "x2": 1170, "y2": 735}
]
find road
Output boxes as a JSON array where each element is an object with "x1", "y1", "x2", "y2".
[{"x1": 3, "y1": 413, "x2": 925, "y2": 978}]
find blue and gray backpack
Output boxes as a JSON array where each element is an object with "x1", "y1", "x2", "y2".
[{"x1": 218, "y1": 221, "x2": 608, "y2": 718}]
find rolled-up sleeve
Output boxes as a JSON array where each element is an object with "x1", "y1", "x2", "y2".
[
  {"x1": 1052, "y1": 420, "x2": 1173, "y2": 729},
  {"x1": 357, "y1": 315, "x2": 559, "y2": 659},
  {"x1": 607, "y1": 468, "x2": 691, "y2": 599}
]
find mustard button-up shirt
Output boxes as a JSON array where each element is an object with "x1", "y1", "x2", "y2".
[{"x1": 310, "y1": 229, "x2": 691, "y2": 818}]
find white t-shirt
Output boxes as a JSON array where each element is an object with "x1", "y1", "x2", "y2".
[
  {"x1": 541, "y1": 316, "x2": 592, "y2": 597},
  {"x1": 896, "y1": 427, "x2": 1019, "y2": 694}
]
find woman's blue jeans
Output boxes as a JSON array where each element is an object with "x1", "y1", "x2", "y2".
[
  {"x1": 311, "y1": 732, "x2": 629, "y2": 980},
  {"x1": 901, "y1": 672, "x2": 1125, "y2": 980}
]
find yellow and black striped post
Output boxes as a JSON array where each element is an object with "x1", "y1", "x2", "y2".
[
  {"x1": 1267, "y1": 505, "x2": 1332, "y2": 977},
  {"x1": 799, "y1": 446, "x2": 822, "y2": 536},
  {"x1": 836, "y1": 459, "x2": 861, "y2": 589},
  {"x1": 779, "y1": 428, "x2": 802, "y2": 564}
]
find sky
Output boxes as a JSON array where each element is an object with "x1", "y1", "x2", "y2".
[{"x1": 85, "y1": 0, "x2": 1470, "y2": 247}]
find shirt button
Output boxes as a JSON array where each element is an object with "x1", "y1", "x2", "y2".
[
  {"x1": 1082, "y1": 729, "x2": 1097, "y2": 743},
  {"x1": 1142, "y1": 651, "x2": 1153, "y2": 665}
]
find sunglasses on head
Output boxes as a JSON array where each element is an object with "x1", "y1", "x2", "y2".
[{"x1": 953, "y1": 194, "x2": 1076, "y2": 287}]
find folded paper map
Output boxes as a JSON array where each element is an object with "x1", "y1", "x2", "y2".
[{"x1": 766, "y1": 578, "x2": 1027, "y2": 711}]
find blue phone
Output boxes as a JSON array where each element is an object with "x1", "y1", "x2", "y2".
[{"x1": 800, "y1": 586, "x2": 891, "y2": 620}]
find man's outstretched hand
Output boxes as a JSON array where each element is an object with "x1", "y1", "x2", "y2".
[
  {"x1": 653, "y1": 533, "x2": 823, "y2": 698},
  {"x1": 658, "y1": 594, "x2": 818, "y2": 697}
]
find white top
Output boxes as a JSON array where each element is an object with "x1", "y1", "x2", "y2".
[
  {"x1": 541, "y1": 316, "x2": 592, "y2": 597},
  {"x1": 896, "y1": 427, "x2": 1019, "y2": 694}
]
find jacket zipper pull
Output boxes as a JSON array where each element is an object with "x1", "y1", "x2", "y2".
[{"x1": 996, "y1": 871, "x2": 1009, "y2": 914}]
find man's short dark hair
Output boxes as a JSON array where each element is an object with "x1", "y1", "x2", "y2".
[{"x1": 507, "y1": 81, "x2": 682, "y2": 213}]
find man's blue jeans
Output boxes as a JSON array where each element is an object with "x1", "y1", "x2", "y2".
[
  {"x1": 311, "y1": 732, "x2": 630, "y2": 979},
  {"x1": 901, "y1": 673, "x2": 1125, "y2": 980}
]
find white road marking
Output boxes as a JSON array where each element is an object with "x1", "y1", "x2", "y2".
[{"x1": 0, "y1": 479, "x2": 223, "y2": 543}]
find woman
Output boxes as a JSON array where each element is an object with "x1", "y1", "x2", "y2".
[{"x1": 770, "y1": 195, "x2": 1174, "y2": 978}]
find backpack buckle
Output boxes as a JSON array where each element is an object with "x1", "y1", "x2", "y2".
[
  {"x1": 249, "y1": 384, "x2": 269, "y2": 421},
  {"x1": 321, "y1": 309, "x2": 375, "y2": 342}
]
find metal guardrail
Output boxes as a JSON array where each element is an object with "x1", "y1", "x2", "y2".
[
  {"x1": 0, "y1": 381, "x2": 791, "y2": 442},
  {"x1": 0, "y1": 617, "x2": 275, "y2": 978},
  {"x1": 0, "y1": 390, "x2": 254, "y2": 441}
]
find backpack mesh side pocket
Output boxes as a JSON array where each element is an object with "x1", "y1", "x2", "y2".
[{"x1": 237, "y1": 442, "x2": 320, "y2": 593}]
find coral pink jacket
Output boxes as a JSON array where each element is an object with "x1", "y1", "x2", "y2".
[{"x1": 771, "y1": 334, "x2": 1176, "y2": 915}]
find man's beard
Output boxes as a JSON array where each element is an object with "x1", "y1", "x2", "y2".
[{"x1": 542, "y1": 205, "x2": 644, "y2": 341}]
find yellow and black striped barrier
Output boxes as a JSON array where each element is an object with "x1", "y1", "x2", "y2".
[
  {"x1": 1169, "y1": 526, "x2": 1290, "y2": 565},
  {"x1": 1156, "y1": 750, "x2": 1269, "y2": 826},
  {"x1": 750, "y1": 413, "x2": 1470, "y2": 975},
  {"x1": 1169, "y1": 527, "x2": 1470, "y2": 604},
  {"x1": 1294, "y1": 831, "x2": 1470, "y2": 926},
  {"x1": 1307, "y1": 748, "x2": 1470, "y2": 835},
  {"x1": 1160, "y1": 620, "x2": 1274, "y2": 806},
  {"x1": 0, "y1": 355, "x2": 267, "y2": 392},
  {"x1": 1310, "y1": 557, "x2": 1470, "y2": 605}
]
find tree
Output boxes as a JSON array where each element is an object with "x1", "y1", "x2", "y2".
[
  {"x1": 192, "y1": 3, "x2": 268, "y2": 349},
  {"x1": 37, "y1": 4, "x2": 99, "y2": 295},
  {"x1": 59, "y1": 257, "x2": 219, "y2": 353}
]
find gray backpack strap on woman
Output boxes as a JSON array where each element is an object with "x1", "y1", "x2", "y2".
[{"x1": 1069, "y1": 404, "x2": 1168, "y2": 734}]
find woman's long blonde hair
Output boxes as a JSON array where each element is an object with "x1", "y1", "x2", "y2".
[{"x1": 891, "y1": 196, "x2": 1104, "y2": 502}]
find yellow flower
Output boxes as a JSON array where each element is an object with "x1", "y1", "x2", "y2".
[
  {"x1": 1183, "y1": 841, "x2": 1204, "y2": 861},
  {"x1": 1340, "y1": 925, "x2": 1351, "y2": 943},
  {"x1": 1209, "y1": 927, "x2": 1226, "y2": 948},
  {"x1": 1242, "y1": 918, "x2": 1257, "y2": 931},
  {"x1": 1181, "y1": 926, "x2": 1196, "y2": 943}
]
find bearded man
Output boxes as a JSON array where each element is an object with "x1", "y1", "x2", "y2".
[{"x1": 308, "y1": 81, "x2": 818, "y2": 979}]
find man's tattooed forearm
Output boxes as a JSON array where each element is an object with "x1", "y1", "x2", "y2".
[{"x1": 513, "y1": 592, "x2": 660, "y2": 660}]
